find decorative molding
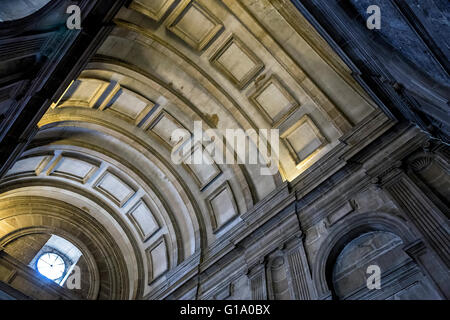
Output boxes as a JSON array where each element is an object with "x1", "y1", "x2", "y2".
[
  {"x1": 248, "y1": 263, "x2": 267, "y2": 300},
  {"x1": 324, "y1": 200, "x2": 355, "y2": 228},
  {"x1": 384, "y1": 173, "x2": 450, "y2": 268},
  {"x1": 213, "y1": 283, "x2": 233, "y2": 300},
  {"x1": 408, "y1": 155, "x2": 433, "y2": 172},
  {"x1": 285, "y1": 238, "x2": 315, "y2": 299}
]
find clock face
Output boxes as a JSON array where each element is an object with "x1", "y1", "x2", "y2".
[{"x1": 37, "y1": 253, "x2": 66, "y2": 280}]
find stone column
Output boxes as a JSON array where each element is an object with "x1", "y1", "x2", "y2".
[{"x1": 284, "y1": 236, "x2": 316, "y2": 300}]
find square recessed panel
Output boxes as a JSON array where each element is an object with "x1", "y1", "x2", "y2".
[
  {"x1": 210, "y1": 35, "x2": 264, "y2": 90},
  {"x1": 127, "y1": 200, "x2": 159, "y2": 242},
  {"x1": 250, "y1": 75, "x2": 299, "y2": 127},
  {"x1": 129, "y1": 0, "x2": 175, "y2": 21},
  {"x1": 206, "y1": 182, "x2": 238, "y2": 232},
  {"x1": 94, "y1": 171, "x2": 135, "y2": 207},
  {"x1": 166, "y1": 0, "x2": 223, "y2": 51},
  {"x1": 148, "y1": 110, "x2": 190, "y2": 149},
  {"x1": 281, "y1": 115, "x2": 327, "y2": 164}
]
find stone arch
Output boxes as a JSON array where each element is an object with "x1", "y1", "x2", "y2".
[
  {"x1": 0, "y1": 194, "x2": 136, "y2": 299},
  {"x1": 312, "y1": 211, "x2": 418, "y2": 299},
  {"x1": 0, "y1": 226, "x2": 100, "y2": 299}
]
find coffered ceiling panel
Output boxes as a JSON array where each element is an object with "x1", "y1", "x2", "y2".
[
  {"x1": 127, "y1": 199, "x2": 160, "y2": 242},
  {"x1": 5, "y1": 155, "x2": 50, "y2": 178},
  {"x1": 106, "y1": 88, "x2": 155, "y2": 125},
  {"x1": 146, "y1": 238, "x2": 169, "y2": 281},
  {"x1": 207, "y1": 182, "x2": 238, "y2": 232},
  {"x1": 281, "y1": 115, "x2": 327, "y2": 164},
  {"x1": 47, "y1": 154, "x2": 99, "y2": 184},
  {"x1": 59, "y1": 79, "x2": 109, "y2": 108},
  {"x1": 210, "y1": 34, "x2": 264, "y2": 90},
  {"x1": 94, "y1": 171, "x2": 136, "y2": 207},
  {"x1": 147, "y1": 109, "x2": 190, "y2": 148},
  {"x1": 250, "y1": 75, "x2": 300, "y2": 128},
  {"x1": 166, "y1": 0, "x2": 223, "y2": 51},
  {"x1": 185, "y1": 144, "x2": 221, "y2": 190}
]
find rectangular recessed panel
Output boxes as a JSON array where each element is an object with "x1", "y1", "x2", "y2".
[
  {"x1": 186, "y1": 146, "x2": 220, "y2": 189},
  {"x1": 148, "y1": 110, "x2": 189, "y2": 148},
  {"x1": 130, "y1": 0, "x2": 175, "y2": 21},
  {"x1": 6, "y1": 156, "x2": 48, "y2": 177},
  {"x1": 177, "y1": 5, "x2": 214, "y2": 42},
  {"x1": 147, "y1": 239, "x2": 168, "y2": 281},
  {"x1": 95, "y1": 172, "x2": 135, "y2": 207},
  {"x1": 288, "y1": 123, "x2": 322, "y2": 158},
  {"x1": 282, "y1": 116, "x2": 327, "y2": 163},
  {"x1": 166, "y1": 1, "x2": 223, "y2": 51},
  {"x1": 60, "y1": 79, "x2": 107, "y2": 108},
  {"x1": 207, "y1": 183, "x2": 238, "y2": 231},
  {"x1": 128, "y1": 201, "x2": 159, "y2": 241},
  {"x1": 256, "y1": 83, "x2": 291, "y2": 119},
  {"x1": 250, "y1": 75, "x2": 299, "y2": 127},
  {"x1": 108, "y1": 89, "x2": 150, "y2": 120},
  {"x1": 188, "y1": 161, "x2": 219, "y2": 189},
  {"x1": 50, "y1": 156, "x2": 98, "y2": 183},
  {"x1": 210, "y1": 35, "x2": 264, "y2": 89},
  {"x1": 218, "y1": 43, "x2": 254, "y2": 82}
]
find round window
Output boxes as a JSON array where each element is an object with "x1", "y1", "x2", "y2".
[{"x1": 36, "y1": 252, "x2": 66, "y2": 280}]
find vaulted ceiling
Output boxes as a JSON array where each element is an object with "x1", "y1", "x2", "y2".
[{"x1": 0, "y1": 0, "x2": 392, "y2": 299}]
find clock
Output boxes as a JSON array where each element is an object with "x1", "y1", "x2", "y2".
[{"x1": 36, "y1": 252, "x2": 66, "y2": 280}]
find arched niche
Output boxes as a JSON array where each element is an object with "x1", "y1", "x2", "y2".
[
  {"x1": 331, "y1": 231, "x2": 440, "y2": 300},
  {"x1": 312, "y1": 212, "x2": 443, "y2": 300}
]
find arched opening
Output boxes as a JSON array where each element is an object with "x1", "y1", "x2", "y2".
[
  {"x1": 331, "y1": 231, "x2": 441, "y2": 300},
  {"x1": 28, "y1": 234, "x2": 82, "y2": 286}
]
